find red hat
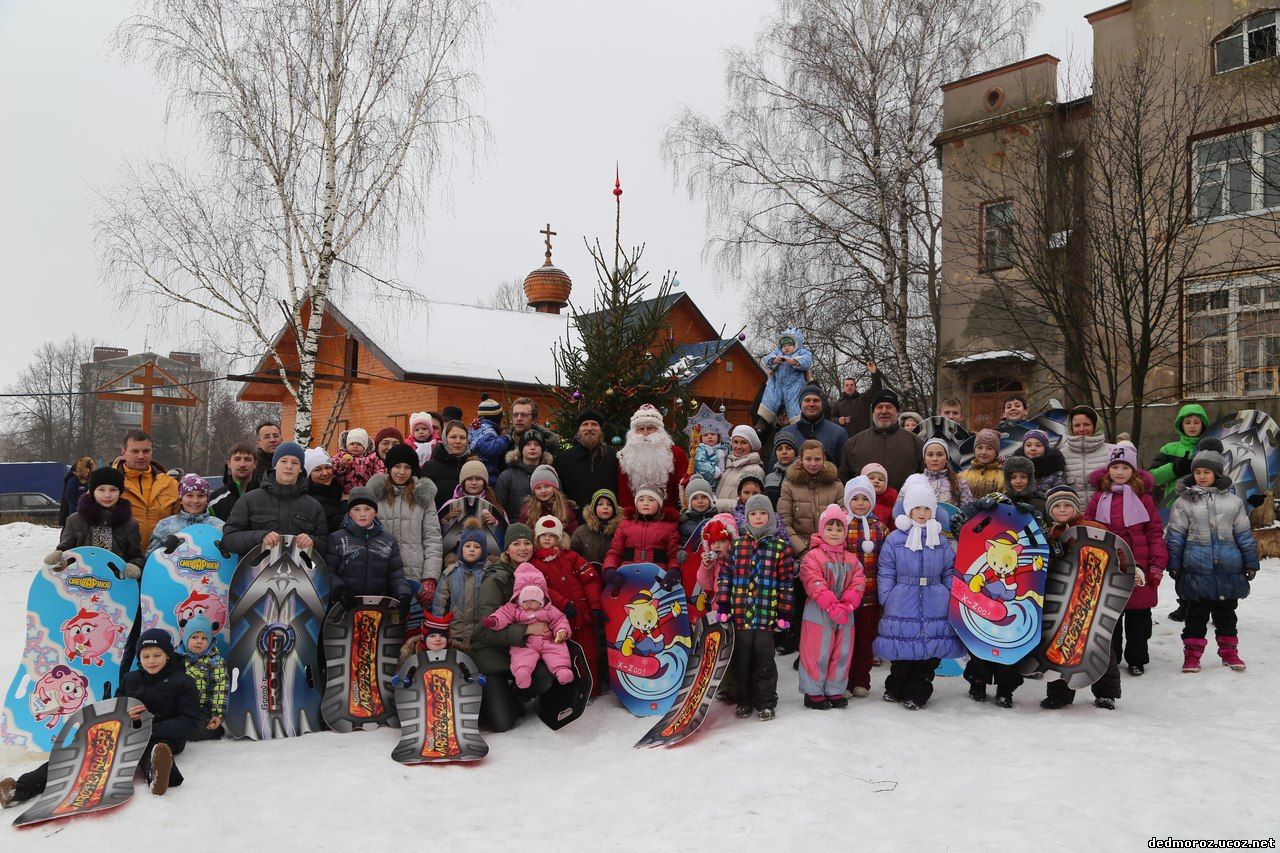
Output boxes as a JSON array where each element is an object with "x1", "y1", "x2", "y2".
[
  {"x1": 374, "y1": 426, "x2": 404, "y2": 448},
  {"x1": 701, "y1": 512, "x2": 739, "y2": 544},
  {"x1": 421, "y1": 610, "x2": 454, "y2": 637}
]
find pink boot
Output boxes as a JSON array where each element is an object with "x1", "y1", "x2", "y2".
[
  {"x1": 1217, "y1": 636, "x2": 1246, "y2": 671},
  {"x1": 1181, "y1": 638, "x2": 1206, "y2": 673}
]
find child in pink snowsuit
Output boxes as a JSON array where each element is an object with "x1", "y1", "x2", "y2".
[
  {"x1": 695, "y1": 513, "x2": 738, "y2": 613},
  {"x1": 481, "y1": 562, "x2": 575, "y2": 688},
  {"x1": 798, "y1": 504, "x2": 866, "y2": 709}
]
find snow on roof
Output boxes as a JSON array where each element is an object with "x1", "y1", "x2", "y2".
[
  {"x1": 944, "y1": 349, "x2": 1036, "y2": 366},
  {"x1": 332, "y1": 295, "x2": 574, "y2": 387}
]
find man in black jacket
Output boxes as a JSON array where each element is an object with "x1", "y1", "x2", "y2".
[
  {"x1": 208, "y1": 442, "x2": 259, "y2": 523},
  {"x1": 554, "y1": 410, "x2": 619, "y2": 522},
  {"x1": 1, "y1": 628, "x2": 200, "y2": 805},
  {"x1": 830, "y1": 363, "x2": 882, "y2": 438}
]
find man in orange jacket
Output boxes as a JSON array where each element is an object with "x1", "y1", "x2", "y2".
[{"x1": 114, "y1": 429, "x2": 178, "y2": 545}]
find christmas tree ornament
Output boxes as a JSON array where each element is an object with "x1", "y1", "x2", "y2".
[
  {"x1": 571, "y1": 390, "x2": 582, "y2": 400},
  {"x1": 738, "y1": 332, "x2": 747, "y2": 341},
  {"x1": 611, "y1": 436, "x2": 622, "y2": 446},
  {"x1": 675, "y1": 397, "x2": 683, "y2": 406},
  {"x1": 718, "y1": 405, "x2": 726, "y2": 413}
]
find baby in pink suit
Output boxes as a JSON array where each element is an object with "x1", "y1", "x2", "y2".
[{"x1": 482, "y1": 562, "x2": 575, "y2": 687}]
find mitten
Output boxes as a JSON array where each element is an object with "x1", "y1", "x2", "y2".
[
  {"x1": 814, "y1": 589, "x2": 838, "y2": 611},
  {"x1": 43, "y1": 550, "x2": 66, "y2": 571},
  {"x1": 676, "y1": 549, "x2": 687, "y2": 564},
  {"x1": 1166, "y1": 569, "x2": 1179, "y2": 581},
  {"x1": 482, "y1": 614, "x2": 499, "y2": 629},
  {"x1": 1013, "y1": 502, "x2": 1035, "y2": 516},
  {"x1": 124, "y1": 563, "x2": 142, "y2": 580},
  {"x1": 418, "y1": 578, "x2": 438, "y2": 604},
  {"x1": 1245, "y1": 569, "x2": 1257, "y2": 581},
  {"x1": 563, "y1": 602, "x2": 576, "y2": 620},
  {"x1": 1172, "y1": 456, "x2": 1192, "y2": 476},
  {"x1": 162, "y1": 534, "x2": 182, "y2": 553},
  {"x1": 622, "y1": 636, "x2": 635, "y2": 655},
  {"x1": 829, "y1": 603, "x2": 852, "y2": 625}
]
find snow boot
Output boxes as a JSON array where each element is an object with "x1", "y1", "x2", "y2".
[
  {"x1": 1127, "y1": 664, "x2": 1144, "y2": 677},
  {"x1": 827, "y1": 695, "x2": 849, "y2": 709},
  {"x1": 1217, "y1": 636, "x2": 1246, "y2": 671},
  {"x1": 1168, "y1": 602, "x2": 1186, "y2": 622},
  {"x1": 0, "y1": 778, "x2": 17, "y2": 809},
  {"x1": 901, "y1": 698, "x2": 922, "y2": 710},
  {"x1": 850, "y1": 686, "x2": 870, "y2": 698},
  {"x1": 994, "y1": 693, "x2": 1013, "y2": 709},
  {"x1": 882, "y1": 690, "x2": 900, "y2": 703},
  {"x1": 804, "y1": 695, "x2": 832, "y2": 710},
  {"x1": 968, "y1": 682, "x2": 988, "y2": 703},
  {"x1": 1093, "y1": 697, "x2": 1115, "y2": 710},
  {"x1": 1181, "y1": 638, "x2": 1207, "y2": 673},
  {"x1": 149, "y1": 743, "x2": 173, "y2": 796},
  {"x1": 735, "y1": 705, "x2": 753, "y2": 719},
  {"x1": 758, "y1": 707, "x2": 776, "y2": 721},
  {"x1": 1040, "y1": 696, "x2": 1071, "y2": 710}
]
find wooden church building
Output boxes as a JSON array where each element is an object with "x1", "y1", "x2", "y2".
[{"x1": 239, "y1": 233, "x2": 766, "y2": 449}]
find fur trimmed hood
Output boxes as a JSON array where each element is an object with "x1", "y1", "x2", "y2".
[
  {"x1": 503, "y1": 447, "x2": 554, "y2": 467},
  {"x1": 582, "y1": 507, "x2": 621, "y2": 538},
  {"x1": 784, "y1": 459, "x2": 839, "y2": 486},
  {"x1": 75, "y1": 491, "x2": 134, "y2": 527}
]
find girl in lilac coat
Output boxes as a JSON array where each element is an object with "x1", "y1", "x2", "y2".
[
  {"x1": 481, "y1": 562, "x2": 575, "y2": 687},
  {"x1": 797, "y1": 505, "x2": 865, "y2": 709},
  {"x1": 874, "y1": 484, "x2": 966, "y2": 710}
]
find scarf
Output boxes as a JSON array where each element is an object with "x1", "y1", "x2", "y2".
[
  {"x1": 1096, "y1": 482, "x2": 1149, "y2": 527},
  {"x1": 848, "y1": 511, "x2": 874, "y2": 554},
  {"x1": 896, "y1": 514, "x2": 941, "y2": 552}
]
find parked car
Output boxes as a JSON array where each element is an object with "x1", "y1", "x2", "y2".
[{"x1": 0, "y1": 492, "x2": 61, "y2": 525}]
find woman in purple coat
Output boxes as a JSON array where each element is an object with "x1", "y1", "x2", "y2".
[{"x1": 874, "y1": 484, "x2": 966, "y2": 710}]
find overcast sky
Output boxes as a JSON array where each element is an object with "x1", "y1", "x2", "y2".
[{"x1": 0, "y1": 1, "x2": 1095, "y2": 389}]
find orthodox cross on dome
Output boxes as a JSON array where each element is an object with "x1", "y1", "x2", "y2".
[{"x1": 540, "y1": 222, "x2": 557, "y2": 265}]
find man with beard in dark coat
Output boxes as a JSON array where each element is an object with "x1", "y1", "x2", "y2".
[
  {"x1": 553, "y1": 409, "x2": 619, "y2": 521},
  {"x1": 830, "y1": 364, "x2": 882, "y2": 438}
]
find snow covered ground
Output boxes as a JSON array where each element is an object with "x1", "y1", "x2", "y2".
[{"x1": 0, "y1": 522, "x2": 1277, "y2": 850}]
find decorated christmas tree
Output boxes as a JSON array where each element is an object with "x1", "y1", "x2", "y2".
[{"x1": 547, "y1": 174, "x2": 683, "y2": 442}]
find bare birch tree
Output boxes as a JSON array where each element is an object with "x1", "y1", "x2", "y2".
[
  {"x1": 479, "y1": 278, "x2": 534, "y2": 312},
  {"x1": 3, "y1": 336, "x2": 100, "y2": 463},
  {"x1": 664, "y1": 0, "x2": 1037, "y2": 409},
  {"x1": 95, "y1": 0, "x2": 490, "y2": 442}
]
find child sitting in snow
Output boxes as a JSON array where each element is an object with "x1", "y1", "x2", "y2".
[
  {"x1": 148, "y1": 473, "x2": 224, "y2": 555},
  {"x1": 798, "y1": 505, "x2": 865, "y2": 710},
  {"x1": 756, "y1": 327, "x2": 813, "y2": 428},
  {"x1": 181, "y1": 615, "x2": 227, "y2": 741},
  {"x1": 1164, "y1": 448, "x2": 1258, "y2": 675},
  {"x1": 481, "y1": 562, "x2": 575, "y2": 687},
  {"x1": 333, "y1": 428, "x2": 385, "y2": 494}
]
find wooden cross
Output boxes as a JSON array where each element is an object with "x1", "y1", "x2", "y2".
[
  {"x1": 94, "y1": 359, "x2": 198, "y2": 433},
  {"x1": 540, "y1": 222, "x2": 556, "y2": 264}
]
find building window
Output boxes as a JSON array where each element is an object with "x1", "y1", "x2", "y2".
[
  {"x1": 1214, "y1": 12, "x2": 1278, "y2": 73},
  {"x1": 1194, "y1": 125, "x2": 1280, "y2": 219},
  {"x1": 1184, "y1": 278, "x2": 1280, "y2": 398},
  {"x1": 981, "y1": 200, "x2": 1015, "y2": 271}
]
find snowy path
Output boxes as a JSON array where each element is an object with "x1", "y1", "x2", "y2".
[{"x1": 0, "y1": 522, "x2": 1276, "y2": 850}]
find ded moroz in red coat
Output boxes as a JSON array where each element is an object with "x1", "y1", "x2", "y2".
[
  {"x1": 1084, "y1": 468, "x2": 1167, "y2": 610},
  {"x1": 616, "y1": 446, "x2": 690, "y2": 513},
  {"x1": 530, "y1": 542, "x2": 604, "y2": 691},
  {"x1": 603, "y1": 506, "x2": 682, "y2": 572}
]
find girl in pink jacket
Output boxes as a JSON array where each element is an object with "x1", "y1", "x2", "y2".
[
  {"x1": 798, "y1": 504, "x2": 866, "y2": 709},
  {"x1": 481, "y1": 563, "x2": 575, "y2": 687}
]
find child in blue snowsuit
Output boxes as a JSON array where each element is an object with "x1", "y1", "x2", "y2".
[
  {"x1": 694, "y1": 424, "x2": 729, "y2": 489},
  {"x1": 757, "y1": 327, "x2": 813, "y2": 427}
]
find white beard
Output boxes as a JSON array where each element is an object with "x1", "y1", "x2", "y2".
[{"x1": 618, "y1": 428, "x2": 675, "y2": 490}]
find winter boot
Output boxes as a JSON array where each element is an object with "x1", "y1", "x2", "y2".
[
  {"x1": 1040, "y1": 696, "x2": 1071, "y2": 710},
  {"x1": 1093, "y1": 697, "x2": 1115, "y2": 710},
  {"x1": 0, "y1": 778, "x2": 17, "y2": 809},
  {"x1": 758, "y1": 707, "x2": 776, "y2": 721},
  {"x1": 901, "y1": 698, "x2": 922, "y2": 710},
  {"x1": 1217, "y1": 636, "x2": 1246, "y2": 671},
  {"x1": 827, "y1": 695, "x2": 849, "y2": 709},
  {"x1": 1181, "y1": 638, "x2": 1207, "y2": 673},
  {"x1": 804, "y1": 695, "x2": 832, "y2": 710},
  {"x1": 968, "y1": 682, "x2": 988, "y2": 703},
  {"x1": 994, "y1": 693, "x2": 1013, "y2": 709},
  {"x1": 850, "y1": 686, "x2": 870, "y2": 698},
  {"x1": 149, "y1": 743, "x2": 173, "y2": 796},
  {"x1": 735, "y1": 705, "x2": 753, "y2": 719},
  {"x1": 1127, "y1": 664, "x2": 1144, "y2": 677},
  {"x1": 1168, "y1": 602, "x2": 1187, "y2": 622}
]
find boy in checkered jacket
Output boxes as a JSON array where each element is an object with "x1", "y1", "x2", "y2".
[{"x1": 717, "y1": 494, "x2": 795, "y2": 721}]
